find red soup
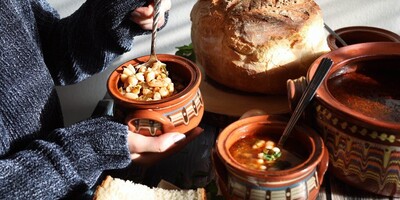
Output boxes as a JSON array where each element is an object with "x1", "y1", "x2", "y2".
[{"x1": 328, "y1": 57, "x2": 400, "y2": 123}]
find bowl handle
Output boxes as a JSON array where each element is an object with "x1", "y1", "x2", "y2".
[
  {"x1": 287, "y1": 76, "x2": 318, "y2": 127},
  {"x1": 317, "y1": 147, "x2": 329, "y2": 184},
  {"x1": 125, "y1": 110, "x2": 175, "y2": 136},
  {"x1": 287, "y1": 76, "x2": 307, "y2": 112}
]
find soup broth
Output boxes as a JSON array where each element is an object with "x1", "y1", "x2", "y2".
[
  {"x1": 328, "y1": 58, "x2": 400, "y2": 123},
  {"x1": 229, "y1": 134, "x2": 306, "y2": 171}
]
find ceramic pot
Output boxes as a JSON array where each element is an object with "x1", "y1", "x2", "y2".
[
  {"x1": 107, "y1": 54, "x2": 204, "y2": 136},
  {"x1": 327, "y1": 26, "x2": 400, "y2": 50},
  {"x1": 287, "y1": 42, "x2": 400, "y2": 197},
  {"x1": 214, "y1": 115, "x2": 329, "y2": 200}
]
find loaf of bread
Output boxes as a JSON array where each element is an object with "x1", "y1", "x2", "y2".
[
  {"x1": 190, "y1": 0, "x2": 329, "y2": 94},
  {"x1": 93, "y1": 176, "x2": 207, "y2": 200}
]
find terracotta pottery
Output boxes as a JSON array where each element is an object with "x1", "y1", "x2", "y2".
[
  {"x1": 327, "y1": 26, "x2": 400, "y2": 50},
  {"x1": 287, "y1": 42, "x2": 400, "y2": 197},
  {"x1": 107, "y1": 54, "x2": 204, "y2": 136},
  {"x1": 214, "y1": 115, "x2": 329, "y2": 200}
]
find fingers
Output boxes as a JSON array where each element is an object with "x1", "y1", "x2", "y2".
[
  {"x1": 127, "y1": 131, "x2": 186, "y2": 154},
  {"x1": 129, "y1": 127, "x2": 204, "y2": 165},
  {"x1": 130, "y1": 0, "x2": 171, "y2": 30},
  {"x1": 130, "y1": 6, "x2": 153, "y2": 30}
]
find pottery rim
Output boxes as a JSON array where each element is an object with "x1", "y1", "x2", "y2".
[
  {"x1": 327, "y1": 26, "x2": 400, "y2": 50},
  {"x1": 107, "y1": 54, "x2": 201, "y2": 107},
  {"x1": 309, "y1": 42, "x2": 400, "y2": 130},
  {"x1": 216, "y1": 115, "x2": 326, "y2": 184}
]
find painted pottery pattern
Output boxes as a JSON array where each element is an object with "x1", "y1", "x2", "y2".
[
  {"x1": 167, "y1": 90, "x2": 203, "y2": 126},
  {"x1": 315, "y1": 105, "x2": 399, "y2": 144},
  {"x1": 132, "y1": 119, "x2": 163, "y2": 136},
  {"x1": 227, "y1": 169, "x2": 320, "y2": 200},
  {"x1": 315, "y1": 103, "x2": 400, "y2": 195},
  {"x1": 134, "y1": 90, "x2": 203, "y2": 136}
]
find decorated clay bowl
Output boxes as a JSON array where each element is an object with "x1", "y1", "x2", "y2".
[
  {"x1": 287, "y1": 42, "x2": 400, "y2": 197},
  {"x1": 214, "y1": 115, "x2": 329, "y2": 200},
  {"x1": 107, "y1": 54, "x2": 204, "y2": 136},
  {"x1": 327, "y1": 26, "x2": 400, "y2": 50}
]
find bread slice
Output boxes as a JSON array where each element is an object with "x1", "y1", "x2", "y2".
[{"x1": 93, "y1": 176, "x2": 206, "y2": 200}]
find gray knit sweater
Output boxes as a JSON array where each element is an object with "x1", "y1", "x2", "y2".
[{"x1": 0, "y1": 0, "x2": 154, "y2": 199}]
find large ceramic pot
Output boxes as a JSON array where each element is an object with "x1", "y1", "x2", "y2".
[
  {"x1": 214, "y1": 115, "x2": 329, "y2": 200},
  {"x1": 108, "y1": 54, "x2": 204, "y2": 136},
  {"x1": 287, "y1": 42, "x2": 400, "y2": 197},
  {"x1": 327, "y1": 26, "x2": 400, "y2": 50}
]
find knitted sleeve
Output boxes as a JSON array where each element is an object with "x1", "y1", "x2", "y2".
[
  {"x1": 35, "y1": 0, "x2": 156, "y2": 85},
  {"x1": 0, "y1": 116, "x2": 131, "y2": 199}
]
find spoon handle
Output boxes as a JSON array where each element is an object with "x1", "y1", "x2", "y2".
[
  {"x1": 278, "y1": 57, "x2": 334, "y2": 147},
  {"x1": 324, "y1": 23, "x2": 348, "y2": 46},
  {"x1": 150, "y1": 0, "x2": 161, "y2": 57}
]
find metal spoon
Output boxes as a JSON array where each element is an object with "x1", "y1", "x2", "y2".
[
  {"x1": 143, "y1": 0, "x2": 162, "y2": 66},
  {"x1": 324, "y1": 23, "x2": 348, "y2": 47},
  {"x1": 277, "y1": 57, "x2": 334, "y2": 147}
]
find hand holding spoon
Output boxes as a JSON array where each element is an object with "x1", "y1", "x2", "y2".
[{"x1": 143, "y1": 0, "x2": 162, "y2": 66}]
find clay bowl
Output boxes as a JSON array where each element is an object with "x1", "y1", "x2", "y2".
[
  {"x1": 287, "y1": 42, "x2": 400, "y2": 197},
  {"x1": 107, "y1": 54, "x2": 204, "y2": 137},
  {"x1": 214, "y1": 115, "x2": 329, "y2": 200},
  {"x1": 327, "y1": 26, "x2": 400, "y2": 50}
]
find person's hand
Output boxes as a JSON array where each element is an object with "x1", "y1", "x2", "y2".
[
  {"x1": 127, "y1": 127, "x2": 204, "y2": 166},
  {"x1": 130, "y1": 0, "x2": 172, "y2": 30}
]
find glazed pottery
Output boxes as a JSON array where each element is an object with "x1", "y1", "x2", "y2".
[
  {"x1": 214, "y1": 115, "x2": 329, "y2": 200},
  {"x1": 287, "y1": 42, "x2": 400, "y2": 197},
  {"x1": 107, "y1": 54, "x2": 204, "y2": 136},
  {"x1": 327, "y1": 26, "x2": 400, "y2": 50}
]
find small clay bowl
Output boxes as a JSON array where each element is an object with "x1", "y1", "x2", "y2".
[
  {"x1": 327, "y1": 26, "x2": 400, "y2": 50},
  {"x1": 214, "y1": 115, "x2": 329, "y2": 200},
  {"x1": 107, "y1": 54, "x2": 204, "y2": 136},
  {"x1": 287, "y1": 42, "x2": 400, "y2": 197}
]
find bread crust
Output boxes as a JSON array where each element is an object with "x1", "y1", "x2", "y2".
[
  {"x1": 93, "y1": 176, "x2": 207, "y2": 200},
  {"x1": 191, "y1": 0, "x2": 329, "y2": 94},
  {"x1": 93, "y1": 176, "x2": 113, "y2": 200},
  {"x1": 197, "y1": 188, "x2": 207, "y2": 200}
]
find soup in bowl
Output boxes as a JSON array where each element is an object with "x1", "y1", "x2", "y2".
[{"x1": 214, "y1": 115, "x2": 329, "y2": 200}]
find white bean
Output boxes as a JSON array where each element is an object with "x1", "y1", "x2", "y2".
[
  {"x1": 153, "y1": 92, "x2": 161, "y2": 100},
  {"x1": 136, "y1": 73, "x2": 145, "y2": 82},
  {"x1": 138, "y1": 65, "x2": 147, "y2": 73},
  {"x1": 148, "y1": 79, "x2": 164, "y2": 87},
  {"x1": 145, "y1": 71, "x2": 155, "y2": 82},
  {"x1": 127, "y1": 64, "x2": 136, "y2": 74},
  {"x1": 159, "y1": 87, "x2": 169, "y2": 97},
  {"x1": 125, "y1": 93, "x2": 138, "y2": 100},
  {"x1": 127, "y1": 76, "x2": 138, "y2": 86},
  {"x1": 123, "y1": 68, "x2": 134, "y2": 76},
  {"x1": 167, "y1": 83, "x2": 174, "y2": 93}
]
